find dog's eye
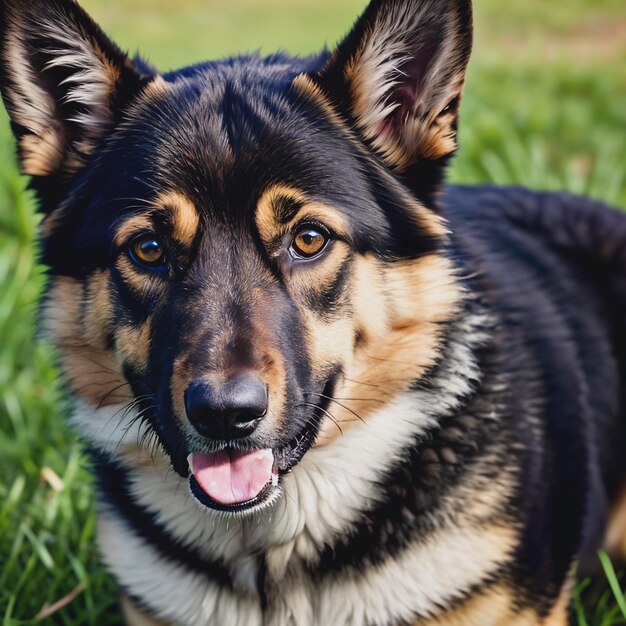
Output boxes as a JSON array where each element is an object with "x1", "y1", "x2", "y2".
[
  {"x1": 290, "y1": 227, "x2": 329, "y2": 259},
  {"x1": 129, "y1": 234, "x2": 167, "y2": 269}
]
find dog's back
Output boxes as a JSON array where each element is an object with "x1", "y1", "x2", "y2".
[{"x1": 447, "y1": 183, "x2": 626, "y2": 571}]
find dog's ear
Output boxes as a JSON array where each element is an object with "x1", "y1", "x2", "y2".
[
  {"x1": 0, "y1": 0, "x2": 152, "y2": 186},
  {"x1": 314, "y1": 0, "x2": 472, "y2": 188}
]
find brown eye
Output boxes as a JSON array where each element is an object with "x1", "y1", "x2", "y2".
[
  {"x1": 290, "y1": 227, "x2": 329, "y2": 259},
  {"x1": 129, "y1": 234, "x2": 167, "y2": 269}
]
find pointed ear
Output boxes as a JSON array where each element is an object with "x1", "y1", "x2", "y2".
[
  {"x1": 0, "y1": 0, "x2": 153, "y2": 182},
  {"x1": 315, "y1": 0, "x2": 472, "y2": 175}
]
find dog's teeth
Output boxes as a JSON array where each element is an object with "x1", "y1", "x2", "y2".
[{"x1": 256, "y1": 451, "x2": 271, "y2": 461}]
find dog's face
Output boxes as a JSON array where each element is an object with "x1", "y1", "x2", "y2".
[{"x1": 0, "y1": 0, "x2": 470, "y2": 512}]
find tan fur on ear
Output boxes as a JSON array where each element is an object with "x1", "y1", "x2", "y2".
[
  {"x1": 3, "y1": 16, "x2": 118, "y2": 173},
  {"x1": 319, "y1": 0, "x2": 472, "y2": 172},
  {"x1": 345, "y1": 7, "x2": 468, "y2": 170},
  {"x1": 0, "y1": 0, "x2": 150, "y2": 178},
  {"x1": 19, "y1": 131, "x2": 64, "y2": 177},
  {"x1": 3, "y1": 30, "x2": 65, "y2": 175}
]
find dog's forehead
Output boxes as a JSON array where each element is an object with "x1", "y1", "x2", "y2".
[
  {"x1": 121, "y1": 61, "x2": 323, "y2": 187},
  {"x1": 91, "y1": 62, "x2": 379, "y2": 232},
  {"x1": 59, "y1": 56, "x2": 420, "y2": 262}
]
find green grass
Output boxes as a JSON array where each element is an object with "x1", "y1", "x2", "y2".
[{"x1": 0, "y1": 0, "x2": 625, "y2": 623}]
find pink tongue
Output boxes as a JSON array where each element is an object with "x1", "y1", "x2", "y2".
[{"x1": 188, "y1": 449, "x2": 275, "y2": 505}]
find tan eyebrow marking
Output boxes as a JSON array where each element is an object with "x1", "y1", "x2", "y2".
[
  {"x1": 256, "y1": 184, "x2": 306, "y2": 245},
  {"x1": 114, "y1": 215, "x2": 154, "y2": 247},
  {"x1": 256, "y1": 184, "x2": 350, "y2": 249},
  {"x1": 113, "y1": 190, "x2": 200, "y2": 248},
  {"x1": 153, "y1": 190, "x2": 200, "y2": 247}
]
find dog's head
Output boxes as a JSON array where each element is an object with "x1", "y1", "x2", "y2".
[{"x1": 0, "y1": 0, "x2": 471, "y2": 513}]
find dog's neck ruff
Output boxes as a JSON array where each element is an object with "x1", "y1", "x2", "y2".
[{"x1": 90, "y1": 307, "x2": 500, "y2": 625}]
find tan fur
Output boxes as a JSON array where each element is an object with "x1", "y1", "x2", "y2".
[
  {"x1": 115, "y1": 256, "x2": 167, "y2": 297},
  {"x1": 418, "y1": 106, "x2": 462, "y2": 161},
  {"x1": 19, "y1": 131, "x2": 64, "y2": 176},
  {"x1": 461, "y1": 465, "x2": 516, "y2": 522},
  {"x1": 291, "y1": 74, "x2": 350, "y2": 140},
  {"x1": 2, "y1": 7, "x2": 129, "y2": 175},
  {"x1": 85, "y1": 270, "x2": 115, "y2": 342},
  {"x1": 114, "y1": 216, "x2": 155, "y2": 247},
  {"x1": 415, "y1": 586, "x2": 537, "y2": 626},
  {"x1": 260, "y1": 360, "x2": 288, "y2": 433},
  {"x1": 300, "y1": 310, "x2": 354, "y2": 375},
  {"x1": 417, "y1": 576, "x2": 572, "y2": 626},
  {"x1": 542, "y1": 589, "x2": 571, "y2": 626},
  {"x1": 116, "y1": 319, "x2": 152, "y2": 374},
  {"x1": 318, "y1": 253, "x2": 461, "y2": 443},
  {"x1": 119, "y1": 74, "x2": 170, "y2": 138},
  {"x1": 414, "y1": 574, "x2": 571, "y2": 625},
  {"x1": 255, "y1": 184, "x2": 307, "y2": 247},
  {"x1": 604, "y1": 480, "x2": 626, "y2": 558},
  {"x1": 142, "y1": 74, "x2": 168, "y2": 97},
  {"x1": 169, "y1": 354, "x2": 193, "y2": 429},
  {"x1": 342, "y1": 4, "x2": 469, "y2": 171},
  {"x1": 34, "y1": 74, "x2": 166, "y2": 244},
  {"x1": 288, "y1": 242, "x2": 351, "y2": 305},
  {"x1": 153, "y1": 190, "x2": 200, "y2": 247},
  {"x1": 41, "y1": 274, "x2": 129, "y2": 408},
  {"x1": 113, "y1": 193, "x2": 199, "y2": 249},
  {"x1": 350, "y1": 253, "x2": 389, "y2": 346},
  {"x1": 254, "y1": 182, "x2": 460, "y2": 445},
  {"x1": 3, "y1": 31, "x2": 62, "y2": 171}
]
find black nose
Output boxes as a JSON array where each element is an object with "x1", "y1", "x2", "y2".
[{"x1": 184, "y1": 372, "x2": 268, "y2": 440}]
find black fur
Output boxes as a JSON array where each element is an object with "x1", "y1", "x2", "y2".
[{"x1": 1, "y1": 0, "x2": 625, "y2": 624}]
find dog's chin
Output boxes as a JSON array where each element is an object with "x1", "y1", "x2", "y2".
[{"x1": 186, "y1": 410, "x2": 322, "y2": 514}]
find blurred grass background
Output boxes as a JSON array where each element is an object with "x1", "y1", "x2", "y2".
[{"x1": 0, "y1": 0, "x2": 625, "y2": 623}]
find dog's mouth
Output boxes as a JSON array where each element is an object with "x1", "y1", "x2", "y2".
[
  {"x1": 186, "y1": 377, "x2": 333, "y2": 513},
  {"x1": 188, "y1": 448, "x2": 279, "y2": 512}
]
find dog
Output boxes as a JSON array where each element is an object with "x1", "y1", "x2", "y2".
[{"x1": 2, "y1": 0, "x2": 626, "y2": 624}]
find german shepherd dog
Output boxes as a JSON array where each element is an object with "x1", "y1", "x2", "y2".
[{"x1": 2, "y1": 0, "x2": 626, "y2": 623}]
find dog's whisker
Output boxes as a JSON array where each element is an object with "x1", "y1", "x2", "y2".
[
  {"x1": 112, "y1": 404, "x2": 158, "y2": 456},
  {"x1": 342, "y1": 377, "x2": 383, "y2": 389},
  {"x1": 78, "y1": 354, "x2": 124, "y2": 378},
  {"x1": 95, "y1": 381, "x2": 136, "y2": 409},
  {"x1": 304, "y1": 392, "x2": 367, "y2": 425},
  {"x1": 295, "y1": 401, "x2": 343, "y2": 437},
  {"x1": 99, "y1": 399, "x2": 142, "y2": 441},
  {"x1": 101, "y1": 396, "x2": 157, "y2": 451}
]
